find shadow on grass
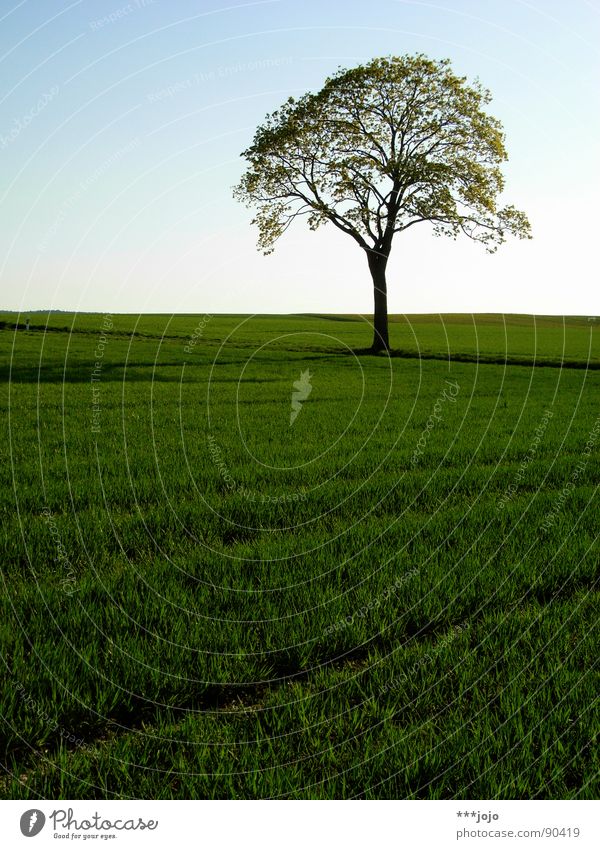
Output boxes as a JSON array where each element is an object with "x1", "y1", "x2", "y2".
[{"x1": 347, "y1": 347, "x2": 600, "y2": 370}]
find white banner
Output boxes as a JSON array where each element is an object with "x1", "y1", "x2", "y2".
[{"x1": 0, "y1": 800, "x2": 597, "y2": 848}]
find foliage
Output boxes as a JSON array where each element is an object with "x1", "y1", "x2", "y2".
[{"x1": 234, "y1": 55, "x2": 531, "y2": 258}]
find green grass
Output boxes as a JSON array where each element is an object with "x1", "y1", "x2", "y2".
[{"x1": 1, "y1": 311, "x2": 598, "y2": 799}]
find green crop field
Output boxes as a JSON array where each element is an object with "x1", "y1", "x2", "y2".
[{"x1": 1, "y1": 311, "x2": 598, "y2": 799}]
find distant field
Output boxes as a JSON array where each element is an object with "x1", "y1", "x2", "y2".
[{"x1": 1, "y1": 312, "x2": 598, "y2": 799}]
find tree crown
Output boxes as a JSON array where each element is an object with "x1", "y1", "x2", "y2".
[{"x1": 234, "y1": 54, "x2": 531, "y2": 256}]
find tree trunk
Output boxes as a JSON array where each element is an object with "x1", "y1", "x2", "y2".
[{"x1": 367, "y1": 249, "x2": 390, "y2": 352}]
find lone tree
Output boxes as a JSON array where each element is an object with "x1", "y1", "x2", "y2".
[{"x1": 234, "y1": 54, "x2": 531, "y2": 351}]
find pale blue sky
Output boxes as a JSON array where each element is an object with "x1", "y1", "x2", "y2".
[{"x1": 1, "y1": 0, "x2": 598, "y2": 314}]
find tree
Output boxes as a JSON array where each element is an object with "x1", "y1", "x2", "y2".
[{"x1": 234, "y1": 54, "x2": 531, "y2": 352}]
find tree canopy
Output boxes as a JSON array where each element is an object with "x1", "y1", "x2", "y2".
[{"x1": 234, "y1": 54, "x2": 531, "y2": 350}]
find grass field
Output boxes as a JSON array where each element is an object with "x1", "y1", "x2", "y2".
[{"x1": 1, "y1": 311, "x2": 598, "y2": 799}]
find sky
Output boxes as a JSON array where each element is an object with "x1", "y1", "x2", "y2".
[{"x1": 0, "y1": 0, "x2": 599, "y2": 316}]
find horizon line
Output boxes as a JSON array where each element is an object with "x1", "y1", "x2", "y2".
[{"x1": 1, "y1": 310, "x2": 596, "y2": 319}]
